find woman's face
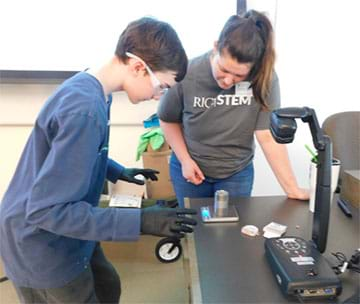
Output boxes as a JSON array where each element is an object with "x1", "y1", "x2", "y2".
[{"x1": 210, "y1": 50, "x2": 252, "y2": 90}]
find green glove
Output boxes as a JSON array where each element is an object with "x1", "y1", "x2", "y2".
[{"x1": 136, "y1": 128, "x2": 165, "y2": 161}]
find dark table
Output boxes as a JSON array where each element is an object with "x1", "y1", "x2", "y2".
[{"x1": 184, "y1": 196, "x2": 359, "y2": 303}]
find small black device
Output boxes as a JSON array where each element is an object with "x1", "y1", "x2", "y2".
[
  {"x1": 337, "y1": 199, "x2": 353, "y2": 218},
  {"x1": 265, "y1": 237, "x2": 341, "y2": 298},
  {"x1": 265, "y1": 107, "x2": 342, "y2": 299}
]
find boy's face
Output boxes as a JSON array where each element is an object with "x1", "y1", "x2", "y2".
[
  {"x1": 124, "y1": 53, "x2": 177, "y2": 103},
  {"x1": 210, "y1": 47, "x2": 252, "y2": 90},
  {"x1": 131, "y1": 70, "x2": 177, "y2": 103}
]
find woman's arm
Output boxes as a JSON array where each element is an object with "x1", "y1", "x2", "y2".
[{"x1": 255, "y1": 129, "x2": 309, "y2": 200}]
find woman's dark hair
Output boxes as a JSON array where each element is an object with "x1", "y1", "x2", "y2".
[
  {"x1": 115, "y1": 17, "x2": 188, "y2": 82},
  {"x1": 217, "y1": 10, "x2": 275, "y2": 109}
]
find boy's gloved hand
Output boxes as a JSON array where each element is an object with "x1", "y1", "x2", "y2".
[
  {"x1": 141, "y1": 205, "x2": 197, "y2": 238},
  {"x1": 119, "y1": 168, "x2": 159, "y2": 185}
]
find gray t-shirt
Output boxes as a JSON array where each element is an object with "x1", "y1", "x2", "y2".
[{"x1": 157, "y1": 52, "x2": 281, "y2": 178}]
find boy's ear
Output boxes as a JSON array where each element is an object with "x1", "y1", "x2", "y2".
[{"x1": 128, "y1": 60, "x2": 146, "y2": 76}]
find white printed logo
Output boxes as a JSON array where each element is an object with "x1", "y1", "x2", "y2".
[{"x1": 193, "y1": 95, "x2": 252, "y2": 108}]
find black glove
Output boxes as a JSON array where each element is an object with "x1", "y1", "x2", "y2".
[
  {"x1": 141, "y1": 205, "x2": 197, "y2": 238},
  {"x1": 119, "y1": 168, "x2": 159, "y2": 185}
]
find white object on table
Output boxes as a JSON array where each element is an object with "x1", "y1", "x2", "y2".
[
  {"x1": 241, "y1": 225, "x2": 259, "y2": 237},
  {"x1": 263, "y1": 222, "x2": 287, "y2": 238}
]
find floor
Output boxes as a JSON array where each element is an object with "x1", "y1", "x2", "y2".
[{"x1": 0, "y1": 236, "x2": 189, "y2": 303}]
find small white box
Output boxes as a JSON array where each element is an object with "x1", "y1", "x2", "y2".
[{"x1": 263, "y1": 222, "x2": 287, "y2": 238}]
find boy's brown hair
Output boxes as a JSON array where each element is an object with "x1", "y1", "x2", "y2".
[{"x1": 115, "y1": 17, "x2": 188, "y2": 82}]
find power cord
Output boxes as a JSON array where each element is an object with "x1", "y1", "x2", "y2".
[
  {"x1": 294, "y1": 250, "x2": 359, "y2": 304},
  {"x1": 331, "y1": 249, "x2": 360, "y2": 274}
]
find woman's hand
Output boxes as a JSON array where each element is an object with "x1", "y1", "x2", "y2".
[
  {"x1": 286, "y1": 187, "x2": 310, "y2": 200},
  {"x1": 181, "y1": 158, "x2": 205, "y2": 185}
]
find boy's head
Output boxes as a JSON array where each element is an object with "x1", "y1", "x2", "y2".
[{"x1": 115, "y1": 17, "x2": 188, "y2": 102}]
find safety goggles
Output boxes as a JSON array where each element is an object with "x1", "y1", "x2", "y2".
[{"x1": 126, "y1": 52, "x2": 169, "y2": 96}]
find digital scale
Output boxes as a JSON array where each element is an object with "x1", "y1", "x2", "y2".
[
  {"x1": 201, "y1": 205, "x2": 239, "y2": 223},
  {"x1": 265, "y1": 107, "x2": 342, "y2": 299}
]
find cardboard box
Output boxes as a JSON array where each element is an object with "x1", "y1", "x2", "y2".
[
  {"x1": 146, "y1": 141, "x2": 170, "y2": 153},
  {"x1": 341, "y1": 170, "x2": 360, "y2": 208},
  {"x1": 142, "y1": 146, "x2": 175, "y2": 199}
]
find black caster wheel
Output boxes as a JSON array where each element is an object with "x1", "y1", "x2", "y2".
[{"x1": 155, "y1": 237, "x2": 182, "y2": 263}]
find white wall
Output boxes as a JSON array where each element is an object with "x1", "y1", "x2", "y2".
[
  {"x1": 0, "y1": 84, "x2": 157, "y2": 196},
  {"x1": 251, "y1": 0, "x2": 360, "y2": 196},
  {"x1": 1, "y1": 0, "x2": 360, "y2": 198},
  {"x1": 0, "y1": 0, "x2": 235, "y2": 70}
]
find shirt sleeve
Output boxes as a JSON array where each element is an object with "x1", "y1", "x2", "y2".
[
  {"x1": 157, "y1": 82, "x2": 184, "y2": 123},
  {"x1": 107, "y1": 158, "x2": 125, "y2": 183},
  {"x1": 25, "y1": 113, "x2": 140, "y2": 241},
  {"x1": 255, "y1": 72, "x2": 281, "y2": 130}
]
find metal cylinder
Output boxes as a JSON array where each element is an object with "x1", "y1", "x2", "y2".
[{"x1": 214, "y1": 190, "x2": 229, "y2": 217}]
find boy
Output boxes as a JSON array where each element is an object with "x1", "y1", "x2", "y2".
[{"x1": 0, "y1": 17, "x2": 196, "y2": 303}]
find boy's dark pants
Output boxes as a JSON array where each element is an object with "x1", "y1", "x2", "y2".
[{"x1": 14, "y1": 243, "x2": 121, "y2": 304}]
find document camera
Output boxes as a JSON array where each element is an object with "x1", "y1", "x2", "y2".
[{"x1": 264, "y1": 107, "x2": 342, "y2": 299}]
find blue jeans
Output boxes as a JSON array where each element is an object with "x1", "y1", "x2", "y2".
[{"x1": 170, "y1": 154, "x2": 254, "y2": 208}]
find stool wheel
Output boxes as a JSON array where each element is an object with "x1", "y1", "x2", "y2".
[{"x1": 155, "y1": 237, "x2": 182, "y2": 263}]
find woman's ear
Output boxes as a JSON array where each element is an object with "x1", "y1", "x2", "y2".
[{"x1": 213, "y1": 41, "x2": 218, "y2": 53}]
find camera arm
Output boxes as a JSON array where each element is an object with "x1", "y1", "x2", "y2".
[
  {"x1": 270, "y1": 107, "x2": 326, "y2": 151},
  {"x1": 270, "y1": 107, "x2": 332, "y2": 253}
]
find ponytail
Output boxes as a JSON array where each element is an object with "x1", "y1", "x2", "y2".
[
  {"x1": 245, "y1": 10, "x2": 275, "y2": 109},
  {"x1": 218, "y1": 10, "x2": 275, "y2": 109}
]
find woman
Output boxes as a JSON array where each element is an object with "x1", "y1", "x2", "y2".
[{"x1": 158, "y1": 10, "x2": 309, "y2": 207}]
